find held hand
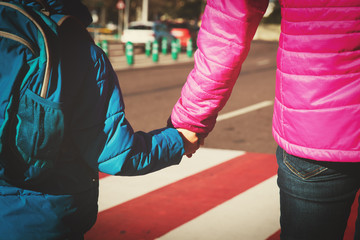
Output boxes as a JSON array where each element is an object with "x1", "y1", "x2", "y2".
[{"x1": 177, "y1": 128, "x2": 202, "y2": 158}]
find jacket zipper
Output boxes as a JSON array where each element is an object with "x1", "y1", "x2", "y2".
[
  {"x1": 0, "y1": 31, "x2": 37, "y2": 55},
  {"x1": 0, "y1": 2, "x2": 51, "y2": 98}
]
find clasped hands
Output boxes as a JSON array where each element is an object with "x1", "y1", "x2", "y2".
[{"x1": 177, "y1": 128, "x2": 204, "y2": 158}]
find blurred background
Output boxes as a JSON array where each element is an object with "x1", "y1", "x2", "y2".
[{"x1": 82, "y1": 0, "x2": 281, "y2": 51}]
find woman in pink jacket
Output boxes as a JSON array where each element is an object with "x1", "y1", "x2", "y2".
[{"x1": 170, "y1": 0, "x2": 360, "y2": 239}]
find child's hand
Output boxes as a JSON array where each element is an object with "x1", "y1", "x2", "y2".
[{"x1": 176, "y1": 129, "x2": 203, "y2": 158}]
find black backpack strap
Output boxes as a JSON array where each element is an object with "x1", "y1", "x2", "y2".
[
  {"x1": 57, "y1": 15, "x2": 72, "y2": 26},
  {"x1": 56, "y1": 15, "x2": 94, "y2": 43}
]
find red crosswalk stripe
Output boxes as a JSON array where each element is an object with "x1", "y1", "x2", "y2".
[
  {"x1": 85, "y1": 152, "x2": 277, "y2": 239},
  {"x1": 88, "y1": 151, "x2": 360, "y2": 239},
  {"x1": 98, "y1": 171, "x2": 109, "y2": 180}
]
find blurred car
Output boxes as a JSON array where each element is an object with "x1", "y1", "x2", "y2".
[
  {"x1": 121, "y1": 21, "x2": 155, "y2": 46},
  {"x1": 121, "y1": 21, "x2": 175, "y2": 50},
  {"x1": 168, "y1": 22, "x2": 196, "y2": 48}
]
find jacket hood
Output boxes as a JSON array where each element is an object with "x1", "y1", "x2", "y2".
[{"x1": 4, "y1": 0, "x2": 92, "y2": 26}]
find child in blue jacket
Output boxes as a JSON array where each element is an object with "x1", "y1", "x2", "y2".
[{"x1": 0, "y1": 0, "x2": 198, "y2": 239}]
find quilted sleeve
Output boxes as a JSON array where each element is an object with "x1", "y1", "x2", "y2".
[
  {"x1": 170, "y1": 0, "x2": 269, "y2": 135},
  {"x1": 73, "y1": 46, "x2": 184, "y2": 176}
]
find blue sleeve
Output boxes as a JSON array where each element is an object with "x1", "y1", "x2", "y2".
[{"x1": 72, "y1": 46, "x2": 184, "y2": 175}]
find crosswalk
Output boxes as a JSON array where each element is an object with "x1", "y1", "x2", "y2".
[{"x1": 84, "y1": 148, "x2": 358, "y2": 240}]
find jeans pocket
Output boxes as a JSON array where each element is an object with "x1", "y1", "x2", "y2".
[{"x1": 283, "y1": 150, "x2": 328, "y2": 180}]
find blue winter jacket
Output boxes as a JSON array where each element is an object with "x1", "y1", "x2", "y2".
[{"x1": 0, "y1": 1, "x2": 184, "y2": 239}]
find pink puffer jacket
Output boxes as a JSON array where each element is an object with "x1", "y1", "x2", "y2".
[{"x1": 171, "y1": 0, "x2": 360, "y2": 162}]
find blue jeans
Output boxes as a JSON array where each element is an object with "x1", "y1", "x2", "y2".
[{"x1": 276, "y1": 146, "x2": 360, "y2": 240}]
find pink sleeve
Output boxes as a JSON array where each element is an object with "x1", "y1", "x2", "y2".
[{"x1": 171, "y1": 0, "x2": 269, "y2": 135}]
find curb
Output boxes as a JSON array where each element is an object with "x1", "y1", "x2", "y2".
[{"x1": 110, "y1": 52, "x2": 194, "y2": 71}]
